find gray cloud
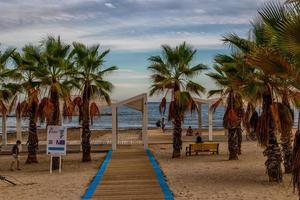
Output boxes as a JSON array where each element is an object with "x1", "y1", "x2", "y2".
[{"x1": 0, "y1": 0, "x2": 278, "y2": 50}]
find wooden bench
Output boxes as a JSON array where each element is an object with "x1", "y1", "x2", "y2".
[{"x1": 185, "y1": 143, "x2": 219, "y2": 156}]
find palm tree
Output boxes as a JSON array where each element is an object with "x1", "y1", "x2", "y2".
[
  {"x1": 255, "y1": 0, "x2": 300, "y2": 174},
  {"x1": 29, "y1": 36, "x2": 74, "y2": 169},
  {"x1": 148, "y1": 42, "x2": 207, "y2": 158},
  {"x1": 222, "y1": 21, "x2": 293, "y2": 182},
  {"x1": 278, "y1": 0, "x2": 300, "y2": 195},
  {"x1": 0, "y1": 45, "x2": 20, "y2": 145},
  {"x1": 250, "y1": 0, "x2": 300, "y2": 190},
  {"x1": 13, "y1": 45, "x2": 42, "y2": 163},
  {"x1": 245, "y1": 50, "x2": 287, "y2": 182},
  {"x1": 207, "y1": 54, "x2": 248, "y2": 160},
  {"x1": 71, "y1": 42, "x2": 117, "y2": 162}
]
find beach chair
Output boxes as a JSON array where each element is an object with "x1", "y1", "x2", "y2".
[{"x1": 185, "y1": 142, "x2": 219, "y2": 156}]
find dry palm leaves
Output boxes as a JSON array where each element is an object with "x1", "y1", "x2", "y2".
[
  {"x1": 171, "y1": 91, "x2": 198, "y2": 121},
  {"x1": 38, "y1": 97, "x2": 53, "y2": 123},
  {"x1": 256, "y1": 93, "x2": 274, "y2": 147},
  {"x1": 223, "y1": 108, "x2": 239, "y2": 129},
  {"x1": 73, "y1": 96, "x2": 82, "y2": 123},
  {"x1": 243, "y1": 103, "x2": 256, "y2": 137},
  {"x1": 73, "y1": 96, "x2": 82, "y2": 108},
  {"x1": 187, "y1": 98, "x2": 198, "y2": 114},
  {"x1": 243, "y1": 103, "x2": 253, "y2": 129},
  {"x1": 168, "y1": 101, "x2": 175, "y2": 121},
  {"x1": 223, "y1": 92, "x2": 242, "y2": 129},
  {"x1": 234, "y1": 94, "x2": 244, "y2": 118},
  {"x1": 159, "y1": 97, "x2": 167, "y2": 114},
  {"x1": 90, "y1": 102, "x2": 100, "y2": 125},
  {"x1": 0, "y1": 100, "x2": 7, "y2": 114},
  {"x1": 63, "y1": 97, "x2": 74, "y2": 121},
  {"x1": 19, "y1": 101, "x2": 29, "y2": 118},
  {"x1": 63, "y1": 102, "x2": 72, "y2": 121},
  {"x1": 277, "y1": 103, "x2": 293, "y2": 138},
  {"x1": 210, "y1": 98, "x2": 222, "y2": 112},
  {"x1": 256, "y1": 108, "x2": 273, "y2": 147},
  {"x1": 270, "y1": 103, "x2": 281, "y2": 133},
  {"x1": 27, "y1": 89, "x2": 39, "y2": 121}
]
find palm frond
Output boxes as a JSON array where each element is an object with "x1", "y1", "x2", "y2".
[
  {"x1": 223, "y1": 33, "x2": 254, "y2": 53},
  {"x1": 186, "y1": 81, "x2": 206, "y2": 96}
]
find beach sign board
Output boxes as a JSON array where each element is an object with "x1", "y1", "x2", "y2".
[{"x1": 47, "y1": 126, "x2": 67, "y2": 156}]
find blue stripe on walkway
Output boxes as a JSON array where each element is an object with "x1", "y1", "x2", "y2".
[
  {"x1": 82, "y1": 149, "x2": 113, "y2": 200},
  {"x1": 146, "y1": 149, "x2": 174, "y2": 200},
  {"x1": 48, "y1": 147, "x2": 65, "y2": 151}
]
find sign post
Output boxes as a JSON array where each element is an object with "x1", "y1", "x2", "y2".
[{"x1": 47, "y1": 126, "x2": 67, "y2": 174}]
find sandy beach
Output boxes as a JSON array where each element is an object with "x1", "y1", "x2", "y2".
[
  {"x1": 0, "y1": 129, "x2": 298, "y2": 199},
  {"x1": 0, "y1": 152, "x2": 105, "y2": 200},
  {"x1": 151, "y1": 141, "x2": 298, "y2": 200}
]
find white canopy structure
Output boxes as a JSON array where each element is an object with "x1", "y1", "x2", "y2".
[
  {"x1": 193, "y1": 98, "x2": 219, "y2": 141},
  {"x1": 111, "y1": 93, "x2": 148, "y2": 150}
]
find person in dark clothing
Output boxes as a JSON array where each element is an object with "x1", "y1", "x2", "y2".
[
  {"x1": 10, "y1": 140, "x2": 21, "y2": 171},
  {"x1": 186, "y1": 126, "x2": 193, "y2": 136},
  {"x1": 195, "y1": 133, "x2": 203, "y2": 143},
  {"x1": 156, "y1": 120, "x2": 161, "y2": 128},
  {"x1": 161, "y1": 117, "x2": 166, "y2": 132}
]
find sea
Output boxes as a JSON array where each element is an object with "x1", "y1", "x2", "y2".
[{"x1": 1, "y1": 102, "x2": 299, "y2": 133}]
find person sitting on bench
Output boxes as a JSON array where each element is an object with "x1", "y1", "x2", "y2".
[
  {"x1": 195, "y1": 132, "x2": 203, "y2": 143},
  {"x1": 186, "y1": 126, "x2": 193, "y2": 136}
]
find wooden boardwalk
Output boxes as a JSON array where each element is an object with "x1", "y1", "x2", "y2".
[{"x1": 91, "y1": 147, "x2": 166, "y2": 200}]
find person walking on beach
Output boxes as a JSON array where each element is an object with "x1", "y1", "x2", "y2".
[{"x1": 10, "y1": 140, "x2": 21, "y2": 171}]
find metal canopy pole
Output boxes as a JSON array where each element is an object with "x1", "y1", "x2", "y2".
[
  {"x1": 142, "y1": 95, "x2": 148, "y2": 149},
  {"x1": 112, "y1": 105, "x2": 117, "y2": 150}
]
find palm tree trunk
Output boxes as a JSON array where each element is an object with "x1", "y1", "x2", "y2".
[
  {"x1": 49, "y1": 86, "x2": 61, "y2": 170},
  {"x1": 237, "y1": 127, "x2": 242, "y2": 155},
  {"x1": 79, "y1": 105, "x2": 83, "y2": 124},
  {"x1": 172, "y1": 115, "x2": 182, "y2": 158},
  {"x1": 228, "y1": 128, "x2": 239, "y2": 160},
  {"x1": 224, "y1": 91, "x2": 242, "y2": 160},
  {"x1": 50, "y1": 87, "x2": 60, "y2": 125},
  {"x1": 82, "y1": 84, "x2": 91, "y2": 162},
  {"x1": 262, "y1": 92, "x2": 283, "y2": 182},
  {"x1": 280, "y1": 96, "x2": 293, "y2": 174},
  {"x1": 264, "y1": 131, "x2": 283, "y2": 182},
  {"x1": 281, "y1": 132, "x2": 293, "y2": 173},
  {"x1": 26, "y1": 101, "x2": 38, "y2": 163}
]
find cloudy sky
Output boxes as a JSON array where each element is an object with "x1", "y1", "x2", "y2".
[{"x1": 0, "y1": 0, "x2": 274, "y2": 101}]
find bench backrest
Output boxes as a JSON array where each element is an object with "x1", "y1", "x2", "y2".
[{"x1": 191, "y1": 143, "x2": 218, "y2": 151}]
